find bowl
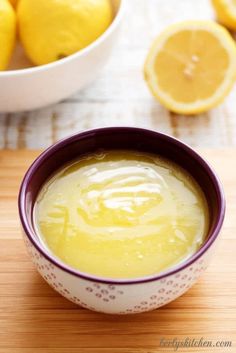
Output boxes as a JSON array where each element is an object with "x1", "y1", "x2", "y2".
[
  {"x1": 0, "y1": 0, "x2": 124, "y2": 113},
  {"x1": 18, "y1": 127, "x2": 225, "y2": 314}
]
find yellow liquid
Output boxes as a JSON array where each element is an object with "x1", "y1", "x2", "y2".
[{"x1": 34, "y1": 150, "x2": 208, "y2": 279}]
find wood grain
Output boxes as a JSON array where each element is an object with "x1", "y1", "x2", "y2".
[
  {"x1": 0, "y1": 149, "x2": 235, "y2": 352},
  {"x1": 1, "y1": 0, "x2": 236, "y2": 149}
]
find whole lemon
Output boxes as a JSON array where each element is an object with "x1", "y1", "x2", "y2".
[
  {"x1": 18, "y1": 0, "x2": 113, "y2": 66},
  {"x1": 0, "y1": 0, "x2": 16, "y2": 70}
]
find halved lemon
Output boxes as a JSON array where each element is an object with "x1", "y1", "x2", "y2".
[
  {"x1": 144, "y1": 21, "x2": 236, "y2": 114},
  {"x1": 212, "y1": 0, "x2": 236, "y2": 30}
]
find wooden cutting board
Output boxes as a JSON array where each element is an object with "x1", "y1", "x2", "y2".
[{"x1": 0, "y1": 149, "x2": 235, "y2": 353}]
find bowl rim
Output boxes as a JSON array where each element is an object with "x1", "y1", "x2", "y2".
[
  {"x1": 18, "y1": 127, "x2": 226, "y2": 285},
  {"x1": 0, "y1": 0, "x2": 125, "y2": 77}
]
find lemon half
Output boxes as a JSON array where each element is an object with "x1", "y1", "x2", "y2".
[{"x1": 144, "y1": 21, "x2": 236, "y2": 114}]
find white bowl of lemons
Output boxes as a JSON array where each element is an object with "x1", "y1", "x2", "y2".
[{"x1": 0, "y1": 0, "x2": 124, "y2": 112}]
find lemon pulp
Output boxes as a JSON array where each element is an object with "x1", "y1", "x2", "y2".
[{"x1": 34, "y1": 151, "x2": 208, "y2": 279}]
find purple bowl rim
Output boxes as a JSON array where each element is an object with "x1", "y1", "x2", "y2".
[{"x1": 18, "y1": 127, "x2": 226, "y2": 285}]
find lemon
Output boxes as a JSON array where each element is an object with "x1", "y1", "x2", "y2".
[
  {"x1": 212, "y1": 0, "x2": 236, "y2": 30},
  {"x1": 144, "y1": 21, "x2": 236, "y2": 115},
  {"x1": 18, "y1": 0, "x2": 113, "y2": 66},
  {"x1": 0, "y1": 0, "x2": 16, "y2": 70},
  {"x1": 9, "y1": 0, "x2": 18, "y2": 8}
]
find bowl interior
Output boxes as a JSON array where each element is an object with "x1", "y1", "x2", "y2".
[{"x1": 19, "y1": 127, "x2": 225, "y2": 282}]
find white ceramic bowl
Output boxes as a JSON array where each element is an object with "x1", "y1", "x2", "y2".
[
  {"x1": 18, "y1": 127, "x2": 225, "y2": 314},
  {"x1": 0, "y1": 0, "x2": 124, "y2": 113}
]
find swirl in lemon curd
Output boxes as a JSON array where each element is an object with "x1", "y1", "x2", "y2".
[{"x1": 34, "y1": 150, "x2": 208, "y2": 279}]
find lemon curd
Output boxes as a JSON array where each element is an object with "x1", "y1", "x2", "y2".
[{"x1": 34, "y1": 150, "x2": 209, "y2": 279}]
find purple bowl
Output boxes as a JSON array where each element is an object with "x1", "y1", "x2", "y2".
[{"x1": 18, "y1": 127, "x2": 225, "y2": 314}]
